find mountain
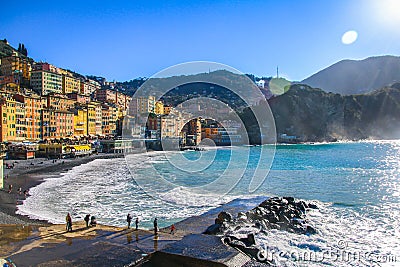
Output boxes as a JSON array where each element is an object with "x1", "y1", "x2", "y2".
[
  {"x1": 264, "y1": 83, "x2": 400, "y2": 142},
  {"x1": 240, "y1": 83, "x2": 400, "y2": 143},
  {"x1": 302, "y1": 56, "x2": 400, "y2": 95}
]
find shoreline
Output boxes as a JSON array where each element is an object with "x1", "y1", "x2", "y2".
[{"x1": 0, "y1": 153, "x2": 123, "y2": 225}]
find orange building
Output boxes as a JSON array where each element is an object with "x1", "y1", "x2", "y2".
[
  {"x1": 101, "y1": 104, "x2": 118, "y2": 136},
  {"x1": 163, "y1": 105, "x2": 172, "y2": 115},
  {"x1": 46, "y1": 93, "x2": 76, "y2": 111},
  {"x1": 41, "y1": 109, "x2": 74, "y2": 140},
  {"x1": 14, "y1": 94, "x2": 44, "y2": 141}
]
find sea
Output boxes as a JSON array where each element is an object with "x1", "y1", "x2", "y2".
[{"x1": 17, "y1": 141, "x2": 400, "y2": 266}]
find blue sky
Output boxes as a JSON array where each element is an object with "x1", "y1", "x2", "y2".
[{"x1": 1, "y1": 0, "x2": 399, "y2": 81}]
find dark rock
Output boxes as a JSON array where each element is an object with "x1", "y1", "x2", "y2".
[
  {"x1": 308, "y1": 203, "x2": 318, "y2": 209},
  {"x1": 204, "y1": 223, "x2": 221, "y2": 235},
  {"x1": 283, "y1": 196, "x2": 295, "y2": 203},
  {"x1": 217, "y1": 211, "x2": 232, "y2": 223},
  {"x1": 306, "y1": 225, "x2": 317, "y2": 235}
]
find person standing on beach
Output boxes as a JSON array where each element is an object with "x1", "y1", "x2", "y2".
[
  {"x1": 135, "y1": 217, "x2": 139, "y2": 230},
  {"x1": 84, "y1": 214, "x2": 90, "y2": 228},
  {"x1": 170, "y1": 224, "x2": 176, "y2": 235},
  {"x1": 127, "y1": 213, "x2": 133, "y2": 228},
  {"x1": 153, "y1": 218, "x2": 158, "y2": 235},
  {"x1": 66, "y1": 213, "x2": 72, "y2": 232}
]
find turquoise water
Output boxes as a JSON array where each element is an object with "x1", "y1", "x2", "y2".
[{"x1": 18, "y1": 141, "x2": 400, "y2": 266}]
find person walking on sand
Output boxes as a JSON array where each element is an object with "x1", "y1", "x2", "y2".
[
  {"x1": 135, "y1": 217, "x2": 139, "y2": 230},
  {"x1": 84, "y1": 214, "x2": 90, "y2": 228},
  {"x1": 153, "y1": 218, "x2": 158, "y2": 236},
  {"x1": 170, "y1": 224, "x2": 176, "y2": 235},
  {"x1": 66, "y1": 213, "x2": 72, "y2": 232},
  {"x1": 127, "y1": 213, "x2": 133, "y2": 229}
]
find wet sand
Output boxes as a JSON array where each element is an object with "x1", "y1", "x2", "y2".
[{"x1": 0, "y1": 221, "x2": 183, "y2": 266}]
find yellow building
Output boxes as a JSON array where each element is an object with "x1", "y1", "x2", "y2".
[
  {"x1": 62, "y1": 75, "x2": 80, "y2": 94},
  {"x1": 0, "y1": 99, "x2": 9, "y2": 142},
  {"x1": 87, "y1": 102, "x2": 97, "y2": 136},
  {"x1": 72, "y1": 107, "x2": 88, "y2": 137},
  {"x1": 0, "y1": 51, "x2": 31, "y2": 83},
  {"x1": 6, "y1": 96, "x2": 16, "y2": 141},
  {"x1": 155, "y1": 101, "x2": 164, "y2": 115}
]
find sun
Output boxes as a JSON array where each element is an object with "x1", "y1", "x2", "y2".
[{"x1": 371, "y1": 0, "x2": 400, "y2": 27}]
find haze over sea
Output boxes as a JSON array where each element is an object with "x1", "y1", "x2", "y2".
[{"x1": 18, "y1": 141, "x2": 400, "y2": 266}]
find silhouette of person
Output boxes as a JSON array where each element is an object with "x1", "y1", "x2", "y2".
[
  {"x1": 135, "y1": 217, "x2": 139, "y2": 230},
  {"x1": 84, "y1": 214, "x2": 90, "y2": 228},
  {"x1": 127, "y1": 213, "x2": 132, "y2": 228},
  {"x1": 66, "y1": 213, "x2": 72, "y2": 232},
  {"x1": 153, "y1": 218, "x2": 158, "y2": 236}
]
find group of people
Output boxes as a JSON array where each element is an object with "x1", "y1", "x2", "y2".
[
  {"x1": 126, "y1": 214, "x2": 176, "y2": 235},
  {"x1": 65, "y1": 213, "x2": 97, "y2": 232},
  {"x1": 64, "y1": 212, "x2": 176, "y2": 235},
  {"x1": 6, "y1": 183, "x2": 29, "y2": 197},
  {"x1": 126, "y1": 213, "x2": 139, "y2": 230}
]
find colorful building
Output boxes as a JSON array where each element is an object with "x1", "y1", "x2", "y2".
[
  {"x1": 62, "y1": 75, "x2": 80, "y2": 94},
  {"x1": 14, "y1": 94, "x2": 43, "y2": 141},
  {"x1": 46, "y1": 93, "x2": 76, "y2": 111},
  {"x1": 94, "y1": 102, "x2": 103, "y2": 135},
  {"x1": 15, "y1": 98, "x2": 26, "y2": 141},
  {"x1": 95, "y1": 89, "x2": 117, "y2": 103},
  {"x1": 130, "y1": 96, "x2": 156, "y2": 114},
  {"x1": 30, "y1": 70, "x2": 62, "y2": 95},
  {"x1": 71, "y1": 107, "x2": 88, "y2": 137},
  {"x1": 41, "y1": 109, "x2": 74, "y2": 139},
  {"x1": 80, "y1": 79, "x2": 101, "y2": 96},
  {"x1": 155, "y1": 101, "x2": 164, "y2": 115},
  {"x1": 0, "y1": 51, "x2": 31, "y2": 85},
  {"x1": 163, "y1": 105, "x2": 172, "y2": 115},
  {"x1": 67, "y1": 92, "x2": 90, "y2": 104},
  {"x1": 101, "y1": 104, "x2": 118, "y2": 136},
  {"x1": 86, "y1": 102, "x2": 97, "y2": 136}
]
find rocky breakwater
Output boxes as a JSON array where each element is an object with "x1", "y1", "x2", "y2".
[{"x1": 204, "y1": 197, "x2": 318, "y2": 264}]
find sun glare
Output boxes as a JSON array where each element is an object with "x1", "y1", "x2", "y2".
[
  {"x1": 371, "y1": 0, "x2": 400, "y2": 27},
  {"x1": 342, "y1": 30, "x2": 358, "y2": 45}
]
